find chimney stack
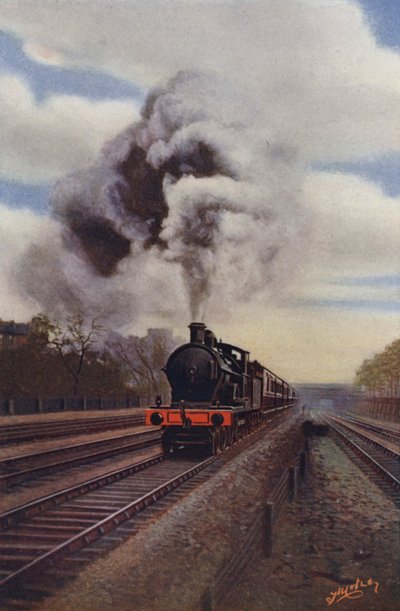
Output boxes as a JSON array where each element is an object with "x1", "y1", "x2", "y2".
[{"x1": 189, "y1": 322, "x2": 206, "y2": 344}]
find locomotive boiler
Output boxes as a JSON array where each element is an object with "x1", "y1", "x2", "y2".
[{"x1": 145, "y1": 322, "x2": 297, "y2": 454}]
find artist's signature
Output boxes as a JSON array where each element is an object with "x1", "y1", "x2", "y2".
[{"x1": 326, "y1": 577, "x2": 379, "y2": 606}]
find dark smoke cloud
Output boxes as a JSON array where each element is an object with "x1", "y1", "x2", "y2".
[{"x1": 19, "y1": 70, "x2": 306, "y2": 326}]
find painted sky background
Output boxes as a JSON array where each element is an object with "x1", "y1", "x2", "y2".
[{"x1": 0, "y1": 0, "x2": 399, "y2": 383}]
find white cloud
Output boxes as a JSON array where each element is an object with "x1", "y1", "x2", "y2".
[
  {"x1": 0, "y1": 73, "x2": 139, "y2": 184},
  {"x1": 1, "y1": 0, "x2": 400, "y2": 163},
  {"x1": 300, "y1": 171, "x2": 400, "y2": 295},
  {"x1": 0, "y1": 202, "x2": 60, "y2": 319}
]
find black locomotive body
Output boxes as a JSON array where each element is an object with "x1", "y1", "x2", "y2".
[{"x1": 145, "y1": 322, "x2": 297, "y2": 453}]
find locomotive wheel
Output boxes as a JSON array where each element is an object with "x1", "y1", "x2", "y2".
[
  {"x1": 162, "y1": 437, "x2": 172, "y2": 454},
  {"x1": 214, "y1": 430, "x2": 221, "y2": 453},
  {"x1": 220, "y1": 428, "x2": 228, "y2": 451},
  {"x1": 207, "y1": 431, "x2": 218, "y2": 455}
]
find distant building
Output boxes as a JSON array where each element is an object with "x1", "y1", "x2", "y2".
[{"x1": 0, "y1": 320, "x2": 31, "y2": 348}]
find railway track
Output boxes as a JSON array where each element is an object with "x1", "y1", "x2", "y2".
[
  {"x1": 0, "y1": 453, "x2": 217, "y2": 603},
  {"x1": 0, "y1": 406, "x2": 296, "y2": 607},
  {"x1": 333, "y1": 413, "x2": 400, "y2": 445},
  {"x1": 0, "y1": 412, "x2": 145, "y2": 445},
  {"x1": 324, "y1": 414, "x2": 400, "y2": 507},
  {"x1": 0, "y1": 429, "x2": 161, "y2": 490}
]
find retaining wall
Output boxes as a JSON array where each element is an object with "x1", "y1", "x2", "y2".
[
  {"x1": 0, "y1": 395, "x2": 141, "y2": 416},
  {"x1": 350, "y1": 397, "x2": 399, "y2": 422}
]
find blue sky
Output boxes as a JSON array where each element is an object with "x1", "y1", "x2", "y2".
[
  {"x1": 332, "y1": 274, "x2": 400, "y2": 288},
  {"x1": 0, "y1": 31, "x2": 143, "y2": 104},
  {"x1": 359, "y1": 0, "x2": 400, "y2": 48}
]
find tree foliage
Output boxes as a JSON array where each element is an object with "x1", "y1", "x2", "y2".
[{"x1": 354, "y1": 338, "x2": 400, "y2": 398}]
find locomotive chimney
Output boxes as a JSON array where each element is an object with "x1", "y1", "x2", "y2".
[{"x1": 189, "y1": 322, "x2": 206, "y2": 344}]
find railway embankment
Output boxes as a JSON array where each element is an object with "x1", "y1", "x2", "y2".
[
  {"x1": 223, "y1": 434, "x2": 399, "y2": 611},
  {"x1": 37, "y1": 411, "x2": 304, "y2": 611}
]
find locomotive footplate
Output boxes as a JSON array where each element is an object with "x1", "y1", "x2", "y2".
[{"x1": 146, "y1": 408, "x2": 234, "y2": 427}]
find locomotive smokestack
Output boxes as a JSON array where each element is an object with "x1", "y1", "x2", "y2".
[{"x1": 189, "y1": 322, "x2": 206, "y2": 344}]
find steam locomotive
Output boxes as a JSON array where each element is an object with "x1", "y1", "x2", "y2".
[{"x1": 145, "y1": 322, "x2": 297, "y2": 454}]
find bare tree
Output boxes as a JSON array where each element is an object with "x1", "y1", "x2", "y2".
[
  {"x1": 107, "y1": 328, "x2": 179, "y2": 403},
  {"x1": 38, "y1": 312, "x2": 104, "y2": 396}
]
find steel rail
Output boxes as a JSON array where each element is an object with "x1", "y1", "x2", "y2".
[
  {"x1": 0, "y1": 454, "x2": 217, "y2": 594},
  {"x1": 327, "y1": 414, "x2": 400, "y2": 457},
  {"x1": 0, "y1": 431, "x2": 162, "y2": 489},
  {"x1": 1, "y1": 427, "x2": 159, "y2": 468},
  {"x1": 0, "y1": 453, "x2": 166, "y2": 531},
  {"x1": 0, "y1": 413, "x2": 145, "y2": 444},
  {"x1": 332, "y1": 413, "x2": 400, "y2": 444},
  {"x1": 324, "y1": 417, "x2": 400, "y2": 489}
]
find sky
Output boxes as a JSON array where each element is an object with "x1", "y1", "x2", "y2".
[{"x1": 0, "y1": 0, "x2": 399, "y2": 384}]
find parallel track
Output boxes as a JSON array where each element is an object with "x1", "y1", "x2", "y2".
[
  {"x1": 324, "y1": 414, "x2": 400, "y2": 507},
  {"x1": 0, "y1": 453, "x2": 217, "y2": 599},
  {"x1": 0, "y1": 429, "x2": 161, "y2": 489},
  {"x1": 0, "y1": 413, "x2": 145, "y2": 445},
  {"x1": 333, "y1": 413, "x2": 400, "y2": 445}
]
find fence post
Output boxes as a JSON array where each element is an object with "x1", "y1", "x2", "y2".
[
  {"x1": 36, "y1": 397, "x2": 43, "y2": 413},
  {"x1": 300, "y1": 451, "x2": 306, "y2": 479},
  {"x1": 265, "y1": 501, "x2": 274, "y2": 557},
  {"x1": 82, "y1": 396, "x2": 87, "y2": 410},
  {"x1": 289, "y1": 466, "x2": 298, "y2": 500},
  {"x1": 8, "y1": 399, "x2": 14, "y2": 415},
  {"x1": 201, "y1": 588, "x2": 213, "y2": 611},
  {"x1": 62, "y1": 397, "x2": 67, "y2": 411}
]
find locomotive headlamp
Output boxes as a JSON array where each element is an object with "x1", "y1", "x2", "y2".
[
  {"x1": 150, "y1": 412, "x2": 164, "y2": 425},
  {"x1": 211, "y1": 413, "x2": 224, "y2": 427}
]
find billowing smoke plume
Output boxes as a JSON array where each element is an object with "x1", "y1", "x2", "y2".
[{"x1": 19, "y1": 71, "x2": 306, "y2": 327}]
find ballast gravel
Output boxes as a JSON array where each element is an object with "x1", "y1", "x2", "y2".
[{"x1": 222, "y1": 435, "x2": 399, "y2": 611}]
